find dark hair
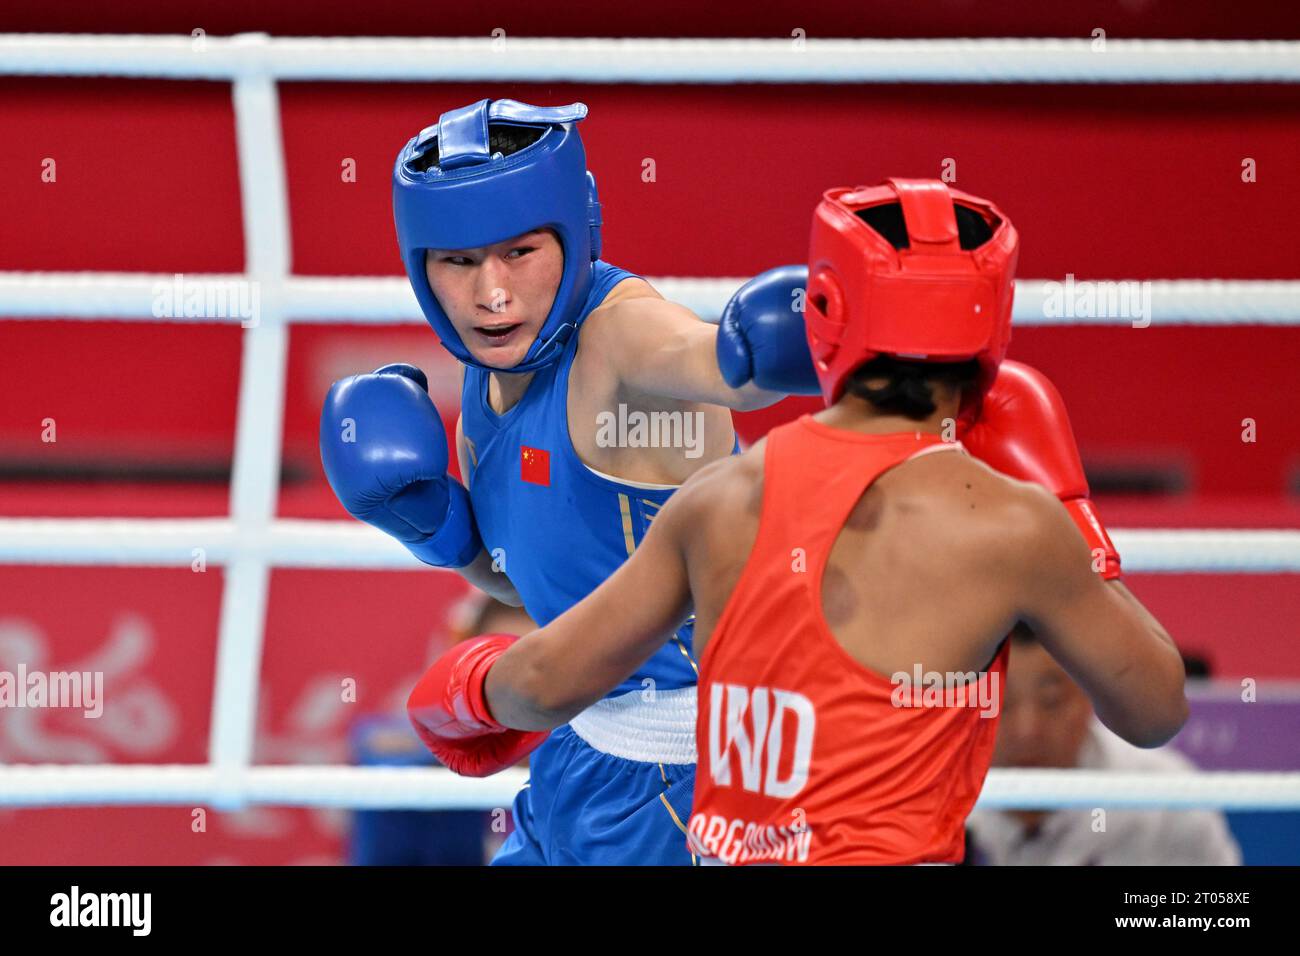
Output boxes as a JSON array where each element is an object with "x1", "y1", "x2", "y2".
[
  {"x1": 845, "y1": 354, "x2": 979, "y2": 420},
  {"x1": 857, "y1": 201, "x2": 996, "y2": 251},
  {"x1": 413, "y1": 122, "x2": 545, "y2": 173}
]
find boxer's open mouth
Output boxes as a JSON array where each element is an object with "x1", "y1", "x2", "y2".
[{"x1": 475, "y1": 322, "x2": 522, "y2": 342}]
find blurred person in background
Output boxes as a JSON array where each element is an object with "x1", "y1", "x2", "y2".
[
  {"x1": 965, "y1": 623, "x2": 1240, "y2": 866},
  {"x1": 349, "y1": 593, "x2": 536, "y2": 865}
]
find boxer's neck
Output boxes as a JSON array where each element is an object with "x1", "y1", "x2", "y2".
[{"x1": 817, "y1": 387, "x2": 964, "y2": 437}]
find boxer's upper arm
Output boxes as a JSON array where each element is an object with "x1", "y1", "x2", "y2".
[
  {"x1": 1014, "y1": 487, "x2": 1187, "y2": 747},
  {"x1": 588, "y1": 295, "x2": 767, "y2": 409}
]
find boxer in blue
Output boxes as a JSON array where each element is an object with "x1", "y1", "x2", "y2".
[{"x1": 320, "y1": 99, "x2": 817, "y2": 864}]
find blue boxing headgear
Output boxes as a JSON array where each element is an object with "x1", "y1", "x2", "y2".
[{"x1": 392, "y1": 98, "x2": 603, "y2": 372}]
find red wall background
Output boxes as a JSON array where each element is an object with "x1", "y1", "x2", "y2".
[{"x1": 1, "y1": 2, "x2": 1298, "y2": 864}]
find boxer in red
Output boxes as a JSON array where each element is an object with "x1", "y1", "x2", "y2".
[{"x1": 407, "y1": 179, "x2": 1188, "y2": 865}]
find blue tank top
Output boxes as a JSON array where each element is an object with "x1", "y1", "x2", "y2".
[{"x1": 460, "y1": 260, "x2": 712, "y2": 696}]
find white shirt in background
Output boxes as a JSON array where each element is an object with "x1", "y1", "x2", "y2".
[{"x1": 966, "y1": 721, "x2": 1242, "y2": 866}]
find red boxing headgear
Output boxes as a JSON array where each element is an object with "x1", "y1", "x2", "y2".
[{"x1": 804, "y1": 178, "x2": 1019, "y2": 406}]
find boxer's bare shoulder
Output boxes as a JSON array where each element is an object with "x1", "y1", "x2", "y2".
[
  {"x1": 666, "y1": 437, "x2": 765, "y2": 526},
  {"x1": 628, "y1": 440, "x2": 759, "y2": 566},
  {"x1": 873, "y1": 447, "x2": 1086, "y2": 581}
]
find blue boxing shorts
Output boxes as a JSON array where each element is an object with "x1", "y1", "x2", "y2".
[{"x1": 492, "y1": 686, "x2": 698, "y2": 866}]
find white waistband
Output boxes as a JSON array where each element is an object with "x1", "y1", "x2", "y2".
[
  {"x1": 567, "y1": 686, "x2": 698, "y2": 764},
  {"x1": 582, "y1": 461, "x2": 681, "y2": 490}
]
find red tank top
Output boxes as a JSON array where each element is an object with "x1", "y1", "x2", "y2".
[{"x1": 688, "y1": 415, "x2": 1008, "y2": 866}]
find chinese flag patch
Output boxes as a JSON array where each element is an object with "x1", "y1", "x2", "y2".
[{"x1": 520, "y1": 445, "x2": 551, "y2": 486}]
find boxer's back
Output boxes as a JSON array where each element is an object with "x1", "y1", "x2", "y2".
[
  {"x1": 677, "y1": 413, "x2": 1047, "y2": 865},
  {"x1": 683, "y1": 414, "x2": 1045, "y2": 676}
]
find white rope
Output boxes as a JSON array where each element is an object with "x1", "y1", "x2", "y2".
[
  {"x1": 2, "y1": 34, "x2": 1299, "y2": 84},
  {"x1": 0, "y1": 765, "x2": 530, "y2": 810},
  {"x1": 0, "y1": 519, "x2": 1297, "y2": 572},
  {"x1": 2, "y1": 273, "x2": 1298, "y2": 325},
  {"x1": 0, "y1": 518, "x2": 421, "y2": 569},
  {"x1": 976, "y1": 770, "x2": 1300, "y2": 811},
  {"x1": 0, "y1": 764, "x2": 1294, "y2": 810},
  {"x1": 1115, "y1": 530, "x2": 1300, "y2": 574}
]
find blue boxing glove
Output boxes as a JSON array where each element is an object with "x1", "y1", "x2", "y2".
[
  {"x1": 320, "y1": 363, "x2": 481, "y2": 569},
  {"x1": 716, "y1": 264, "x2": 821, "y2": 395}
]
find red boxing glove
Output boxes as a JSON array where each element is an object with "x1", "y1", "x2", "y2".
[
  {"x1": 406, "y1": 634, "x2": 549, "y2": 777},
  {"x1": 962, "y1": 361, "x2": 1121, "y2": 579}
]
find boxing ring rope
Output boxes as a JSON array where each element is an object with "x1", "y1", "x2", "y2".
[
  {"x1": 0, "y1": 765, "x2": 1296, "y2": 812},
  {"x1": 2, "y1": 33, "x2": 1299, "y2": 83},
  {"x1": 2, "y1": 520, "x2": 1299, "y2": 574},
  {"x1": 1, "y1": 272, "x2": 1298, "y2": 325},
  {"x1": 1, "y1": 33, "x2": 1299, "y2": 813}
]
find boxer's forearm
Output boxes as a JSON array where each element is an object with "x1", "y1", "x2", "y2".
[
  {"x1": 456, "y1": 548, "x2": 523, "y2": 607},
  {"x1": 485, "y1": 598, "x2": 689, "y2": 730},
  {"x1": 484, "y1": 624, "x2": 616, "y2": 730},
  {"x1": 482, "y1": 634, "x2": 577, "y2": 731},
  {"x1": 485, "y1": 493, "x2": 696, "y2": 729},
  {"x1": 1020, "y1": 494, "x2": 1188, "y2": 748}
]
